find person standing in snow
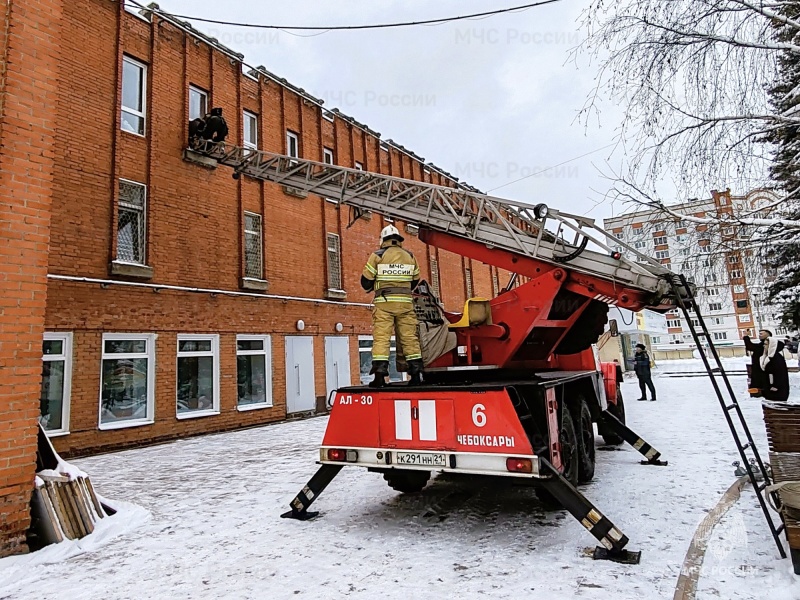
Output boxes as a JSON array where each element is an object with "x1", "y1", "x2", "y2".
[
  {"x1": 634, "y1": 343, "x2": 656, "y2": 401},
  {"x1": 759, "y1": 329, "x2": 790, "y2": 402},
  {"x1": 743, "y1": 332, "x2": 767, "y2": 397}
]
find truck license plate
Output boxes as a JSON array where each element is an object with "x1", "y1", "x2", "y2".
[{"x1": 395, "y1": 452, "x2": 447, "y2": 467}]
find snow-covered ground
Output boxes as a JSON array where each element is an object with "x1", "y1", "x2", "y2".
[{"x1": 2, "y1": 366, "x2": 800, "y2": 600}]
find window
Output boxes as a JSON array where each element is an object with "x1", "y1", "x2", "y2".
[
  {"x1": 706, "y1": 287, "x2": 719, "y2": 297},
  {"x1": 675, "y1": 234, "x2": 688, "y2": 243},
  {"x1": 99, "y1": 334, "x2": 155, "y2": 429},
  {"x1": 653, "y1": 236, "x2": 668, "y2": 246},
  {"x1": 738, "y1": 314, "x2": 752, "y2": 323},
  {"x1": 691, "y1": 318, "x2": 700, "y2": 327},
  {"x1": 655, "y1": 250, "x2": 670, "y2": 260},
  {"x1": 237, "y1": 335, "x2": 272, "y2": 409},
  {"x1": 709, "y1": 302, "x2": 723, "y2": 311},
  {"x1": 714, "y1": 332, "x2": 728, "y2": 341},
  {"x1": 121, "y1": 56, "x2": 146, "y2": 135},
  {"x1": 667, "y1": 319, "x2": 681, "y2": 328},
  {"x1": 286, "y1": 130, "x2": 299, "y2": 159},
  {"x1": 614, "y1": 232, "x2": 625, "y2": 241},
  {"x1": 244, "y1": 111, "x2": 258, "y2": 149},
  {"x1": 40, "y1": 333, "x2": 72, "y2": 435},
  {"x1": 243, "y1": 212, "x2": 263, "y2": 280},
  {"x1": 633, "y1": 240, "x2": 646, "y2": 250},
  {"x1": 176, "y1": 335, "x2": 220, "y2": 418},
  {"x1": 730, "y1": 269, "x2": 742, "y2": 279},
  {"x1": 323, "y1": 148, "x2": 334, "y2": 165},
  {"x1": 355, "y1": 161, "x2": 364, "y2": 171},
  {"x1": 358, "y1": 336, "x2": 403, "y2": 384},
  {"x1": 430, "y1": 256, "x2": 441, "y2": 298},
  {"x1": 699, "y1": 245, "x2": 711, "y2": 254},
  {"x1": 733, "y1": 284, "x2": 745, "y2": 294},
  {"x1": 117, "y1": 180, "x2": 146, "y2": 264},
  {"x1": 465, "y1": 267, "x2": 473, "y2": 298},
  {"x1": 711, "y1": 317, "x2": 724, "y2": 325},
  {"x1": 189, "y1": 86, "x2": 207, "y2": 121},
  {"x1": 728, "y1": 255, "x2": 739, "y2": 264},
  {"x1": 327, "y1": 233, "x2": 343, "y2": 291},
  {"x1": 651, "y1": 337, "x2": 661, "y2": 344},
  {"x1": 632, "y1": 226, "x2": 643, "y2": 237},
  {"x1": 736, "y1": 299, "x2": 749, "y2": 309}
]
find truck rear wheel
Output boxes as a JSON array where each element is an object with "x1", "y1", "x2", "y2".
[
  {"x1": 536, "y1": 403, "x2": 579, "y2": 507},
  {"x1": 601, "y1": 389, "x2": 626, "y2": 446},
  {"x1": 383, "y1": 469, "x2": 430, "y2": 493},
  {"x1": 575, "y1": 399, "x2": 596, "y2": 484}
]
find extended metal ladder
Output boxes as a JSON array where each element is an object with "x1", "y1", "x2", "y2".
[
  {"x1": 188, "y1": 140, "x2": 676, "y2": 299},
  {"x1": 670, "y1": 274, "x2": 787, "y2": 558}
]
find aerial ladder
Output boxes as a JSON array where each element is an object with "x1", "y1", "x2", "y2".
[{"x1": 187, "y1": 139, "x2": 786, "y2": 562}]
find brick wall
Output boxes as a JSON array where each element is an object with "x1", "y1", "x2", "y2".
[
  {"x1": 0, "y1": 0, "x2": 62, "y2": 557},
  {"x1": 41, "y1": 2, "x2": 500, "y2": 456}
]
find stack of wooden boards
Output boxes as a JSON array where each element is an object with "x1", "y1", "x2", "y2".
[
  {"x1": 762, "y1": 401, "x2": 800, "y2": 574},
  {"x1": 31, "y1": 473, "x2": 106, "y2": 544}
]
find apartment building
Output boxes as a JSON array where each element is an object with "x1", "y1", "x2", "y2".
[{"x1": 603, "y1": 189, "x2": 786, "y2": 351}]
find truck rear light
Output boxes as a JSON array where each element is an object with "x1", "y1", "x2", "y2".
[
  {"x1": 325, "y1": 448, "x2": 358, "y2": 462},
  {"x1": 506, "y1": 457, "x2": 533, "y2": 473}
]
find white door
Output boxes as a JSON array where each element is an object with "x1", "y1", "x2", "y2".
[
  {"x1": 285, "y1": 336, "x2": 316, "y2": 413},
  {"x1": 325, "y1": 336, "x2": 352, "y2": 397}
]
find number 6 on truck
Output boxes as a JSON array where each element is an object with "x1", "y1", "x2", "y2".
[{"x1": 472, "y1": 403, "x2": 487, "y2": 427}]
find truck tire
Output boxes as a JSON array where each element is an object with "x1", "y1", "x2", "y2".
[
  {"x1": 601, "y1": 389, "x2": 626, "y2": 446},
  {"x1": 536, "y1": 403, "x2": 579, "y2": 507},
  {"x1": 383, "y1": 470, "x2": 430, "y2": 493},
  {"x1": 554, "y1": 300, "x2": 608, "y2": 355},
  {"x1": 575, "y1": 399, "x2": 596, "y2": 484}
]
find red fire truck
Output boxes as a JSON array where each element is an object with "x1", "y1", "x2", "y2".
[{"x1": 190, "y1": 140, "x2": 683, "y2": 563}]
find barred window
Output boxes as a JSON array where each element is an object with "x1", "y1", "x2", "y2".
[
  {"x1": 465, "y1": 267, "x2": 473, "y2": 298},
  {"x1": 492, "y1": 269, "x2": 500, "y2": 296},
  {"x1": 327, "y1": 233, "x2": 342, "y2": 291},
  {"x1": 244, "y1": 212, "x2": 263, "y2": 279},
  {"x1": 117, "y1": 180, "x2": 146, "y2": 264},
  {"x1": 429, "y1": 256, "x2": 441, "y2": 299}
]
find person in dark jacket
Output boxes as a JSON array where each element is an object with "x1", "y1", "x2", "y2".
[
  {"x1": 743, "y1": 332, "x2": 767, "y2": 397},
  {"x1": 634, "y1": 343, "x2": 656, "y2": 401},
  {"x1": 759, "y1": 330, "x2": 790, "y2": 402}
]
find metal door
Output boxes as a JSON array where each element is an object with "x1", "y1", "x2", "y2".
[
  {"x1": 325, "y1": 336, "x2": 352, "y2": 398},
  {"x1": 285, "y1": 336, "x2": 316, "y2": 413}
]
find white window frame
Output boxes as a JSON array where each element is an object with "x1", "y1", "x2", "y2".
[
  {"x1": 243, "y1": 212, "x2": 264, "y2": 281},
  {"x1": 326, "y1": 232, "x2": 344, "y2": 292},
  {"x1": 709, "y1": 302, "x2": 723, "y2": 311},
  {"x1": 633, "y1": 240, "x2": 646, "y2": 249},
  {"x1": 117, "y1": 178, "x2": 147, "y2": 265},
  {"x1": 176, "y1": 334, "x2": 220, "y2": 420},
  {"x1": 354, "y1": 161, "x2": 364, "y2": 171},
  {"x1": 653, "y1": 236, "x2": 668, "y2": 246},
  {"x1": 655, "y1": 250, "x2": 670, "y2": 260},
  {"x1": 738, "y1": 314, "x2": 752, "y2": 323},
  {"x1": 706, "y1": 287, "x2": 719, "y2": 297},
  {"x1": 286, "y1": 130, "x2": 299, "y2": 159},
  {"x1": 236, "y1": 335, "x2": 273, "y2": 411},
  {"x1": 730, "y1": 269, "x2": 743, "y2": 279},
  {"x1": 121, "y1": 56, "x2": 147, "y2": 136},
  {"x1": 667, "y1": 319, "x2": 681, "y2": 328},
  {"x1": 99, "y1": 333, "x2": 156, "y2": 430},
  {"x1": 41, "y1": 332, "x2": 73, "y2": 436},
  {"x1": 244, "y1": 111, "x2": 258, "y2": 150},
  {"x1": 323, "y1": 148, "x2": 334, "y2": 165},
  {"x1": 714, "y1": 331, "x2": 728, "y2": 340},
  {"x1": 189, "y1": 85, "x2": 208, "y2": 121}
]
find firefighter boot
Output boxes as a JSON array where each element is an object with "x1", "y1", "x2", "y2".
[
  {"x1": 407, "y1": 359, "x2": 424, "y2": 386},
  {"x1": 369, "y1": 360, "x2": 389, "y2": 388}
]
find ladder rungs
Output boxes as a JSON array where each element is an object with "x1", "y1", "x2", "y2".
[
  {"x1": 741, "y1": 442, "x2": 751, "y2": 451},
  {"x1": 757, "y1": 481, "x2": 768, "y2": 493},
  {"x1": 776, "y1": 523, "x2": 786, "y2": 535},
  {"x1": 725, "y1": 403, "x2": 737, "y2": 411}
]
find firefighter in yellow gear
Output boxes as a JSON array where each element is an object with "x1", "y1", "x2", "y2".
[{"x1": 361, "y1": 225, "x2": 424, "y2": 387}]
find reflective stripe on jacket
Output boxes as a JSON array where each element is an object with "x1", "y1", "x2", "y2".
[{"x1": 362, "y1": 240, "x2": 420, "y2": 303}]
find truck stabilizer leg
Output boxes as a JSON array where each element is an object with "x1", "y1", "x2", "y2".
[
  {"x1": 600, "y1": 411, "x2": 668, "y2": 466},
  {"x1": 281, "y1": 464, "x2": 343, "y2": 521},
  {"x1": 539, "y1": 459, "x2": 641, "y2": 564}
]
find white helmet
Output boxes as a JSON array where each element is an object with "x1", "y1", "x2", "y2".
[{"x1": 380, "y1": 224, "x2": 403, "y2": 242}]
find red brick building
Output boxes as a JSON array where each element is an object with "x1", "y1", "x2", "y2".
[{"x1": 38, "y1": 1, "x2": 511, "y2": 455}]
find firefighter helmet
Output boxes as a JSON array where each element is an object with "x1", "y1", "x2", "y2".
[{"x1": 380, "y1": 225, "x2": 403, "y2": 242}]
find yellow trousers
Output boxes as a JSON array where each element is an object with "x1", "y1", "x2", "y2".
[{"x1": 372, "y1": 303, "x2": 421, "y2": 362}]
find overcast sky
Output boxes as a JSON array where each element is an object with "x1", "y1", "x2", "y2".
[{"x1": 161, "y1": 0, "x2": 631, "y2": 223}]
